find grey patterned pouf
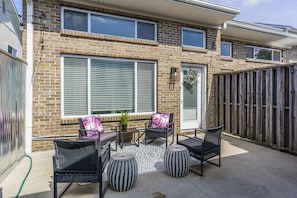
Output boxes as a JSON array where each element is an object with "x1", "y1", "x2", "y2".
[
  {"x1": 107, "y1": 152, "x2": 138, "y2": 192},
  {"x1": 164, "y1": 145, "x2": 190, "y2": 177}
]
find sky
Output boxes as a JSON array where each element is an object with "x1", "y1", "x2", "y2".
[
  {"x1": 13, "y1": 0, "x2": 297, "y2": 28},
  {"x1": 13, "y1": 0, "x2": 22, "y2": 18}
]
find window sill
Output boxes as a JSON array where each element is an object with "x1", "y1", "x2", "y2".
[
  {"x1": 60, "y1": 113, "x2": 153, "y2": 125},
  {"x1": 246, "y1": 58, "x2": 281, "y2": 64},
  {"x1": 182, "y1": 46, "x2": 207, "y2": 53},
  {"x1": 60, "y1": 30, "x2": 159, "y2": 46},
  {"x1": 220, "y1": 57, "x2": 233, "y2": 61}
]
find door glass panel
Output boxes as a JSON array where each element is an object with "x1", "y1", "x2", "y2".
[{"x1": 183, "y1": 70, "x2": 197, "y2": 121}]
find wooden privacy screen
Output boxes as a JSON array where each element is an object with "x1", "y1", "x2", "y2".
[{"x1": 214, "y1": 64, "x2": 297, "y2": 154}]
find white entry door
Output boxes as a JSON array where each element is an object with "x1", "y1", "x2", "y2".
[{"x1": 180, "y1": 66, "x2": 204, "y2": 129}]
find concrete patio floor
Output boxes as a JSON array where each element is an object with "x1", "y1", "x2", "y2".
[{"x1": 1, "y1": 134, "x2": 297, "y2": 198}]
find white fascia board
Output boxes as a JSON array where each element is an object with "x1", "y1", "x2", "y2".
[
  {"x1": 169, "y1": 0, "x2": 240, "y2": 15},
  {"x1": 228, "y1": 20, "x2": 297, "y2": 39}
]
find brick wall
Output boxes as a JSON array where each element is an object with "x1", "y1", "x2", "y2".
[{"x1": 23, "y1": 0, "x2": 292, "y2": 151}]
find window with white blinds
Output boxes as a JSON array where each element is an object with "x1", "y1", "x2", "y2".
[
  {"x1": 137, "y1": 62, "x2": 155, "y2": 112},
  {"x1": 63, "y1": 57, "x2": 88, "y2": 116},
  {"x1": 62, "y1": 56, "x2": 156, "y2": 117},
  {"x1": 90, "y1": 59, "x2": 135, "y2": 114}
]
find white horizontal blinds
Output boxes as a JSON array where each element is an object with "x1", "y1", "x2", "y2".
[
  {"x1": 64, "y1": 57, "x2": 88, "y2": 116},
  {"x1": 137, "y1": 62, "x2": 154, "y2": 112},
  {"x1": 90, "y1": 59, "x2": 134, "y2": 114}
]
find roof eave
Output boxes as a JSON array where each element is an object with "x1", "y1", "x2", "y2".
[
  {"x1": 61, "y1": 0, "x2": 240, "y2": 27},
  {"x1": 168, "y1": 0, "x2": 240, "y2": 15},
  {"x1": 223, "y1": 20, "x2": 297, "y2": 49}
]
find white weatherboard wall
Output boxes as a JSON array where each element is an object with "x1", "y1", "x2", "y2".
[{"x1": 0, "y1": 0, "x2": 22, "y2": 58}]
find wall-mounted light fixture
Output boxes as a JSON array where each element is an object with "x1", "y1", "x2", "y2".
[{"x1": 169, "y1": 67, "x2": 177, "y2": 90}]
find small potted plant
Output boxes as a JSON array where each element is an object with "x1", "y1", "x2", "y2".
[{"x1": 120, "y1": 111, "x2": 129, "y2": 131}]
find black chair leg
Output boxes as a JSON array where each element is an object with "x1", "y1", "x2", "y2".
[
  {"x1": 58, "y1": 183, "x2": 72, "y2": 198},
  {"x1": 201, "y1": 160, "x2": 203, "y2": 176},
  {"x1": 99, "y1": 175, "x2": 102, "y2": 198},
  {"x1": 53, "y1": 176, "x2": 57, "y2": 198},
  {"x1": 115, "y1": 139, "x2": 117, "y2": 151},
  {"x1": 219, "y1": 152, "x2": 221, "y2": 167}
]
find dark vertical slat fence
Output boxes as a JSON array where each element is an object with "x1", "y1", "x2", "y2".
[
  {"x1": 215, "y1": 64, "x2": 297, "y2": 154},
  {"x1": 231, "y1": 74, "x2": 238, "y2": 135},
  {"x1": 289, "y1": 65, "x2": 297, "y2": 153},
  {"x1": 225, "y1": 75, "x2": 231, "y2": 133},
  {"x1": 265, "y1": 69, "x2": 273, "y2": 146},
  {"x1": 255, "y1": 70, "x2": 263, "y2": 142}
]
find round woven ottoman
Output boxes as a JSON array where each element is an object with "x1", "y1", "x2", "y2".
[
  {"x1": 164, "y1": 144, "x2": 190, "y2": 177},
  {"x1": 107, "y1": 152, "x2": 138, "y2": 192}
]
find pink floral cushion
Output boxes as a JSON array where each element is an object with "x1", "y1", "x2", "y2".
[
  {"x1": 81, "y1": 115, "x2": 104, "y2": 137},
  {"x1": 151, "y1": 113, "x2": 170, "y2": 129}
]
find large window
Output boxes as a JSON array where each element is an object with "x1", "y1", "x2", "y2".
[
  {"x1": 62, "y1": 56, "x2": 156, "y2": 117},
  {"x1": 182, "y1": 27, "x2": 206, "y2": 48},
  {"x1": 62, "y1": 7, "x2": 156, "y2": 41},
  {"x1": 246, "y1": 46, "x2": 281, "y2": 61},
  {"x1": 221, "y1": 41, "x2": 232, "y2": 57}
]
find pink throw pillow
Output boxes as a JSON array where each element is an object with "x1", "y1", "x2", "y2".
[
  {"x1": 151, "y1": 113, "x2": 170, "y2": 128},
  {"x1": 81, "y1": 115, "x2": 104, "y2": 137}
]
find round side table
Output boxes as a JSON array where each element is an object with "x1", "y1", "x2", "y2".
[
  {"x1": 107, "y1": 152, "x2": 138, "y2": 192},
  {"x1": 164, "y1": 144, "x2": 190, "y2": 177}
]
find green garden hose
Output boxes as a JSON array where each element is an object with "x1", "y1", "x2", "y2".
[{"x1": 15, "y1": 154, "x2": 32, "y2": 198}]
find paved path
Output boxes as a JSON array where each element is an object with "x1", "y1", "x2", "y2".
[{"x1": 1, "y1": 135, "x2": 297, "y2": 198}]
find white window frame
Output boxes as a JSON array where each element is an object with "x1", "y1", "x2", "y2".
[
  {"x1": 2, "y1": 0, "x2": 5, "y2": 14},
  {"x1": 7, "y1": 44, "x2": 18, "y2": 56},
  {"x1": 182, "y1": 27, "x2": 206, "y2": 49},
  {"x1": 221, "y1": 41, "x2": 232, "y2": 58},
  {"x1": 61, "y1": 7, "x2": 157, "y2": 41},
  {"x1": 61, "y1": 55, "x2": 157, "y2": 118},
  {"x1": 246, "y1": 45, "x2": 282, "y2": 62}
]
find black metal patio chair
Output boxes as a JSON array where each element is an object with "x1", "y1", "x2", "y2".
[
  {"x1": 177, "y1": 125, "x2": 224, "y2": 176},
  {"x1": 53, "y1": 139, "x2": 110, "y2": 198},
  {"x1": 144, "y1": 112, "x2": 174, "y2": 147}
]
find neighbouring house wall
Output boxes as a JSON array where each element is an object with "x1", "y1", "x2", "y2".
[
  {"x1": 283, "y1": 46, "x2": 297, "y2": 63},
  {"x1": 218, "y1": 40, "x2": 287, "y2": 71},
  {"x1": 0, "y1": 0, "x2": 22, "y2": 58},
  {"x1": 0, "y1": 50, "x2": 26, "y2": 181},
  {"x1": 23, "y1": 0, "x2": 293, "y2": 151}
]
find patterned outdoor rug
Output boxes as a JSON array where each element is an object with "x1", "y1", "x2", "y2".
[{"x1": 111, "y1": 139, "x2": 167, "y2": 175}]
